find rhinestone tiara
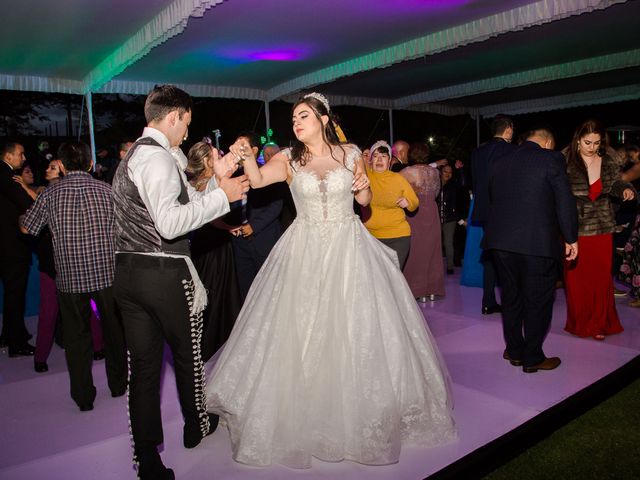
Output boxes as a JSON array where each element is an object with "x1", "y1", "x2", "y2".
[{"x1": 303, "y1": 92, "x2": 330, "y2": 112}]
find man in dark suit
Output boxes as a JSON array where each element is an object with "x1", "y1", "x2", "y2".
[
  {"x1": 471, "y1": 115, "x2": 515, "y2": 315},
  {"x1": 228, "y1": 132, "x2": 283, "y2": 301},
  {"x1": 0, "y1": 142, "x2": 35, "y2": 356},
  {"x1": 485, "y1": 128, "x2": 578, "y2": 373}
]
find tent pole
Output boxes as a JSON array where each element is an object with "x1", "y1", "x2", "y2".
[
  {"x1": 476, "y1": 112, "x2": 481, "y2": 147},
  {"x1": 388, "y1": 108, "x2": 394, "y2": 145},
  {"x1": 86, "y1": 92, "x2": 97, "y2": 171},
  {"x1": 264, "y1": 100, "x2": 270, "y2": 140}
]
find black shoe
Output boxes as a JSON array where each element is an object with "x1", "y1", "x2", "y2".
[
  {"x1": 34, "y1": 361, "x2": 49, "y2": 373},
  {"x1": 111, "y1": 387, "x2": 127, "y2": 398},
  {"x1": 482, "y1": 304, "x2": 502, "y2": 315},
  {"x1": 78, "y1": 403, "x2": 94, "y2": 412},
  {"x1": 136, "y1": 447, "x2": 175, "y2": 480},
  {"x1": 93, "y1": 350, "x2": 105, "y2": 361},
  {"x1": 0, "y1": 336, "x2": 8, "y2": 348},
  {"x1": 502, "y1": 350, "x2": 523, "y2": 367},
  {"x1": 8, "y1": 343, "x2": 35, "y2": 357},
  {"x1": 184, "y1": 413, "x2": 219, "y2": 449}
]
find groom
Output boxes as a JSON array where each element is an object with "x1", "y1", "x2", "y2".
[{"x1": 112, "y1": 85, "x2": 249, "y2": 479}]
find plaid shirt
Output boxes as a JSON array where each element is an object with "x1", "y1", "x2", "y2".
[{"x1": 22, "y1": 171, "x2": 115, "y2": 293}]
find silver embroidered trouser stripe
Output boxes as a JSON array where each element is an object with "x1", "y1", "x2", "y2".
[
  {"x1": 125, "y1": 350, "x2": 141, "y2": 478},
  {"x1": 182, "y1": 278, "x2": 210, "y2": 438}
]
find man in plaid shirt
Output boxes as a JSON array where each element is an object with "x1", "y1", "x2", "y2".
[{"x1": 21, "y1": 142, "x2": 127, "y2": 411}]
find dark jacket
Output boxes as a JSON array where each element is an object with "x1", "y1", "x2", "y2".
[
  {"x1": 471, "y1": 137, "x2": 515, "y2": 225},
  {"x1": 437, "y1": 178, "x2": 464, "y2": 224},
  {"x1": 485, "y1": 141, "x2": 578, "y2": 260},
  {"x1": 565, "y1": 152, "x2": 635, "y2": 236},
  {"x1": 0, "y1": 161, "x2": 34, "y2": 262}
]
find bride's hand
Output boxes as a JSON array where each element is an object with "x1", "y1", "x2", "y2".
[
  {"x1": 352, "y1": 171, "x2": 370, "y2": 192},
  {"x1": 215, "y1": 150, "x2": 239, "y2": 179},
  {"x1": 229, "y1": 139, "x2": 255, "y2": 166}
]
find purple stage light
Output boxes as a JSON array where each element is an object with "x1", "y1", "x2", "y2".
[{"x1": 218, "y1": 46, "x2": 310, "y2": 62}]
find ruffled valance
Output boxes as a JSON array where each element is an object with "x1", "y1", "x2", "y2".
[
  {"x1": 267, "y1": 0, "x2": 626, "y2": 100},
  {"x1": 82, "y1": 0, "x2": 225, "y2": 93},
  {"x1": 0, "y1": 74, "x2": 83, "y2": 95},
  {"x1": 98, "y1": 79, "x2": 266, "y2": 101},
  {"x1": 395, "y1": 48, "x2": 640, "y2": 108},
  {"x1": 479, "y1": 83, "x2": 640, "y2": 116}
]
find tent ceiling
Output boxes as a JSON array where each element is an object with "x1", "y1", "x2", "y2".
[
  {"x1": 321, "y1": 2, "x2": 640, "y2": 99},
  {"x1": 1, "y1": 0, "x2": 638, "y2": 116},
  {"x1": 0, "y1": 0, "x2": 174, "y2": 78}
]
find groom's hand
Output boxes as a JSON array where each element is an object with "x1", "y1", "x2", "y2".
[{"x1": 220, "y1": 175, "x2": 249, "y2": 203}]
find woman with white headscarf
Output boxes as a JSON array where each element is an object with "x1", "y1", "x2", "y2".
[{"x1": 364, "y1": 140, "x2": 419, "y2": 268}]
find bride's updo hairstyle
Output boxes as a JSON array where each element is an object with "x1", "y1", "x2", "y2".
[{"x1": 290, "y1": 93, "x2": 348, "y2": 169}]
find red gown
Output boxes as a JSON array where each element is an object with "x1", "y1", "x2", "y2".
[{"x1": 564, "y1": 178, "x2": 623, "y2": 338}]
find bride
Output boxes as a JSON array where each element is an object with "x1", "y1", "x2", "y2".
[{"x1": 205, "y1": 93, "x2": 455, "y2": 468}]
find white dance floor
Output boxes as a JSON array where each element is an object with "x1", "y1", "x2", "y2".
[{"x1": 1, "y1": 273, "x2": 638, "y2": 479}]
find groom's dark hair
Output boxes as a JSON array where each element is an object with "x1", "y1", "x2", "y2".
[{"x1": 144, "y1": 84, "x2": 192, "y2": 124}]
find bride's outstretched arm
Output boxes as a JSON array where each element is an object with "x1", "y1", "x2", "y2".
[{"x1": 229, "y1": 140, "x2": 290, "y2": 188}]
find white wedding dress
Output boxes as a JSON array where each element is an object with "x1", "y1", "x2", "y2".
[{"x1": 205, "y1": 145, "x2": 455, "y2": 468}]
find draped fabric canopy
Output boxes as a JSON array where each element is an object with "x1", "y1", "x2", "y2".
[{"x1": 1, "y1": 0, "x2": 639, "y2": 116}]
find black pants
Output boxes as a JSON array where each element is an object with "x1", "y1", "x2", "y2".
[
  {"x1": 58, "y1": 287, "x2": 127, "y2": 406},
  {"x1": 113, "y1": 253, "x2": 210, "y2": 450},
  {"x1": 480, "y1": 227, "x2": 499, "y2": 308},
  {"x1": 0, "y1": 258, "x2": 31, "y2": 349},
  {"x1": 492, "y1": 250, "x2": 557, "y2": 367},
  {"x1": 231, "y1": 233, "x2": 277, "y2": 301},
  {"x1": 379, "y1": 236, "x2": 411, "y2": 270}
]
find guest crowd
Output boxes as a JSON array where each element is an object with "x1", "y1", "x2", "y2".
[{"x1": 1, "y1": 111, "x2": 638, "y2": 408}]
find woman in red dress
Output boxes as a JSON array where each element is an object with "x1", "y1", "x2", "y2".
[{"x1": 563, "y1": 120, "x2": 636, "y2": 340}]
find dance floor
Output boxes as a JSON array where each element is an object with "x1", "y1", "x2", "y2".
[{"x1": 1, "y1": 273, "x2": 638, "y2": 480}]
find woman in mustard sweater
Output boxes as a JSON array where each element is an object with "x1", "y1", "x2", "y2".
[{"x1": 365, "y1": 141, "x2": 419, "y2": 268}]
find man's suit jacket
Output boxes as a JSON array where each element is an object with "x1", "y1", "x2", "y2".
[
  {"x1": 0, "y1": 162, "x2": 33, "y2": 262},
  {"x1": 471, "y1": 138, "x2": 515, "y2": 225},
  {"x1": 484, "y1": 141, "x2": 578, "y2": 260}
]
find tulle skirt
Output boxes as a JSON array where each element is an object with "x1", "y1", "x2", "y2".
[{"x1": 205, "y1": 215, "x2": 456, "y2": 468}]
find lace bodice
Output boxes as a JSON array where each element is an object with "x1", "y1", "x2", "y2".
[{"x1": 284, "y1": 146, "x2": 361, "y2": 223}]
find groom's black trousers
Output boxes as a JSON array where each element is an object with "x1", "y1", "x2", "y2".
[{"x1": 113, "y1": 253, "x2": 209, "y2": 450}]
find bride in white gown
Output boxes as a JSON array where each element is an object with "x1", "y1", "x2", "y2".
[{"x1": 205, "y1": 93, "x2": 455, "y2": 468}]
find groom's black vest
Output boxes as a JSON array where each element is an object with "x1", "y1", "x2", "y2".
[{"x1": 112, "y1": 137, "x2": 190, "y2": 256}]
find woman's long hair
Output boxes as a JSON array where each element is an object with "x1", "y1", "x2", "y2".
[
  {"x1": 290, "y1": 95, "x2": 348, "y2": 170},
  {"x1": 566, "y1": 119, "x2": 606, "y2": 178}
]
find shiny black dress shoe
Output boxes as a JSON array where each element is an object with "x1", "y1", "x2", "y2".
[
  {"x1": 8, "y1": 343, "x2": 35, "y2": 357},
  {"x1": 184, "y1": 413, "x2": 219, "y2": 448},
  {"x1": 502, "y1": 350, "x2": 523, "y2": 367},
  {"x1": 34, "y1": 361, "x2": 49, "y2": 373},
  {"x1": 78, "y1": 403, "x2": 94, "y2": 412},
  {"x1": 93, "y1": 350, "x2": 105, "y2": 361},
  {"x1": 482, "y1": 304, "x2": 502, "y2": 315}
]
